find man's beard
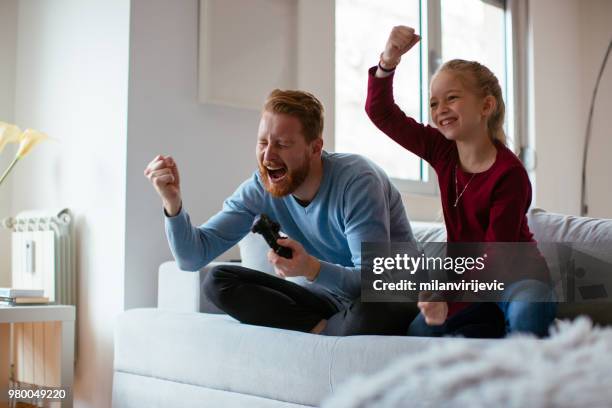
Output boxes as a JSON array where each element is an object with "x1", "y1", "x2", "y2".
[{"x1": 259, "y1": 155, "x2": 311, "y2": 198}]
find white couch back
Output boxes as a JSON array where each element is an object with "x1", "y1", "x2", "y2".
[{"x1": 411, "y1": 208, "x2": 612, "y2": 245}]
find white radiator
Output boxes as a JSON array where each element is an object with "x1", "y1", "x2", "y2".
[
  {"x1": 1, "y1": 209, "x2": 75, "y2": 396},
  {"x1": 2, "y1": 208, "x2": 75, "y2": 305}
]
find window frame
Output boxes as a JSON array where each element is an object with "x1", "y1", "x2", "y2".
[{"x1": 390, "y1": 0, "x2": 441, "y2": 196}]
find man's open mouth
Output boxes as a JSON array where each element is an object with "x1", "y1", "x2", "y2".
[{"x1": 266, "y1": 166, "x2": 287, "y2": 183}]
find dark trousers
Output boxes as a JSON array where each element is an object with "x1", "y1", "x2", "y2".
[
  {"x1": 203, "y1": 265, "x2": 419, "y2": 336},
  {"x1": 407, "y1": 302, "x2": 506, "y2": 338}
]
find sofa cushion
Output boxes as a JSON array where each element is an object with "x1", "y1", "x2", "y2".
[
  {"x1": 115, "y1": 309, "x2": 496, "y2": 407},
  {"x1": 411, "y1": 221, "x2": 446, "y2": 242},
  {"x1": 527, "y1": 208, "x2": 612, "y2": 324},
  {"x1": 115, "y1": 309, "x2": 337, "y2": 407},
  {"x1": 527, "y1": 208, "x2": 612, "y2": 244},
  {"x1": 238, "y1": 232, "x2": 275, "y2": 274},
  {"x1": 113, "y1": 371, "x2": 310, "y2": 408}
]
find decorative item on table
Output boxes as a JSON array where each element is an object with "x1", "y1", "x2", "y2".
[{"x1": 0, "y1": 121, "x2": 49, "y2": 187}]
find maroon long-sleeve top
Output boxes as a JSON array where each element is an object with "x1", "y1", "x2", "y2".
[{"x1": 365, "y1": 67, "x2": 537, "y2": 316}]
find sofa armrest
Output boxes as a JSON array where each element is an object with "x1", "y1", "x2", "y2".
[{"x1": 157, "y1": 261, "x2": 240, "y2": 313}]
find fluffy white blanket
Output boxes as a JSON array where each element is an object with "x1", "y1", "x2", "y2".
[{"x1": 324, "y1": 317, "x2": 612, "y2": 408}]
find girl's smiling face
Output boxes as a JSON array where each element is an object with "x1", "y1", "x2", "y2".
[{"x1": 429, "y1": 70, "x2": 494, "y2": 142}]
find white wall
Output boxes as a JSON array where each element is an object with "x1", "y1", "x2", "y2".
[
  {"x1": 124, "y1": 0, "x2": 337, "y2": 309},
  {"x1": 530, "y1": 0, "x2": 612, "y2": 217},
  {"x1": 11, "y1": 1, "x2": 130, "y2": 407},
  {"x1": 579, "y1": 0, "x2": 612, "y2": 219},
  {"x1": 297, "y1": 0, "x2": 336, "y2": 150},
  {"x1": 0, "y1": 0, "x2": 18, "y2": 287},
  {"x1": 530, "y1": 0, "x2": 583, "y2": 215},
  {"x1": 125, "y1": 0, "x2": 258, "y2": 309}
]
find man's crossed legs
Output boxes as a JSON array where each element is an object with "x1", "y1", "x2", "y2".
[{"x1": 203, "y1": 265, "x2": 419, "y2": 336}]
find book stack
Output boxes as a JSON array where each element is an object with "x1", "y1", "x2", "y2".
[{"x1": 0, "y1": 288, "x2": 49, "y2": 306}]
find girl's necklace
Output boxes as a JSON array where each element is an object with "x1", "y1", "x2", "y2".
[{"x1": 453, "y1": 164, "x2": 476, "y2": 208}]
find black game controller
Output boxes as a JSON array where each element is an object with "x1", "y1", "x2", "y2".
[{"x1": 251, "y1": 214, "x2": 293, "y2": 259}]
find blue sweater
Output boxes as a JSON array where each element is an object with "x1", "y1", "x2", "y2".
[{"x1": 165, "y1": 151, "x2": 415, "y2": 300}]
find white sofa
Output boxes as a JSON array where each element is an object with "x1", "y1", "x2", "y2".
[{"x1": 112, "y1": 209, "x2": 612, "y2": 407}]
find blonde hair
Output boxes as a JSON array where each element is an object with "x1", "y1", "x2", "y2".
[
  {"x1": 435, "y1": 59, "x2": 506, "y2": 145},
  {"x1": 263, "y1": 89, "x2": 324, "y2": 143}
]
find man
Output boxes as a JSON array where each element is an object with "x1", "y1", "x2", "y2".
[{"x1": 145, "y1": 89, "x2": 418, "y2": 335}]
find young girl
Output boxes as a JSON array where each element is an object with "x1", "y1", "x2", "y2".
[{"x1": 366, "y1": 26, "x2": 556, "y2": 338}]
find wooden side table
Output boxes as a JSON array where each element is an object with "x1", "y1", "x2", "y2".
[{"x1": 0, "y1": 305, "x2": 75, "y2": 408}]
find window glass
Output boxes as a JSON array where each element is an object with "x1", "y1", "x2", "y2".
[
  {"x1": 336, "y1": 0, "x2": 423, "y2": 181},
  {"x1": 440, "y1": 0, "x2": 510, "y2": 145}
]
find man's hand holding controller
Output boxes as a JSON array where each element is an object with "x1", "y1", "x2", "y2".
[
  {"x1": 267, "y1": 238, "x2": 321, "y2": 282},
  {"x1": 376, "y1": 26, "x2": 421, "y2": 78},
  {"x1": 144, "y1": 154, "x2": 182, "y2": 216},
  {"x1": 252, "y1": 214, "x2": 321, "y2": 282}
]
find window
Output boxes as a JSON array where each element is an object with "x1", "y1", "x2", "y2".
[
  {"x1": 335, "y1": 0, "x2": 511, "y2": 194},
  {"x1": 439, "y1": 0, "x2": 511, "y2": 146},
  {"x1": 336, "y1": 0, "x2": 423, "y2": 186}
]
